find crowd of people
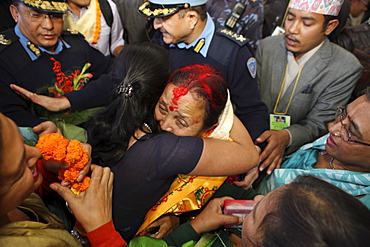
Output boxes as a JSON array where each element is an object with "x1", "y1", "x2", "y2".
[{"x1": 1, "y1": 0, "x2": 370, "y2": 246}]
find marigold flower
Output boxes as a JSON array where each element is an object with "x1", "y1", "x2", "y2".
[
  {"x1": 36, "y1": 133, "x2": 68, "y2": 161},
  {"x1": 36, "y1": 133, "x2": 90, "y2": 194}
]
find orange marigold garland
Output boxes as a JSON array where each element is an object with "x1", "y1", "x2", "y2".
[
  {"x1": 92, "y1": 0, "x2": 101, "y2": 44},
  {"x1": 36, "y1": 133, "x2": 90, "y2": 194}
]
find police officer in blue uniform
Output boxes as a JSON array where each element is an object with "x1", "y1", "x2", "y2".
[
  {"x1": 138, "y1": 0, "x2": 268, "y2": 140},
  {"x1": 0, "y1": 0, "x2": 113, "y2": 132}
]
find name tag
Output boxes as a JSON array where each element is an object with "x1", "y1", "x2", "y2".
[{"x1": 270, "y1": 114, "x2": 291, "y2": 130}]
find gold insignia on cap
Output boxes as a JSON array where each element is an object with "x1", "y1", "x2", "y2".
[
  {"x1": 139, "y1": 1, "x2": 178, "y2": 16},
  {"x1": 193, "y1": 38, "x2": 205, "y2": 53},
  {"x1": 27, "y1": 41, "x2": 41, "y2": 57},
  {"x1": 0, "y1": 35, "x2": 11, "y2": 45},
  {"x1": 220, "y1": 29, "x2": 247, "y2": 42},
  {"x1": 22, "y1": 0, "x2": 67, "y2": 12}
]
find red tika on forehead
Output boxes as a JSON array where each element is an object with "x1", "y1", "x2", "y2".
[
  {"x1": 172, "y1": 86, "x2": 189, "y2": 106},
  {"x1": 169, "y1": 106, "x2": 178, "y2": 111}
]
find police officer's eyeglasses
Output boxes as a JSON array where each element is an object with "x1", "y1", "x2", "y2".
[
  {"x1": 18, "y1": 9, "x2": 64, "y2": 23},
  {"x1": 334, "y1": 106, "x2": 370, "y2": 146}
]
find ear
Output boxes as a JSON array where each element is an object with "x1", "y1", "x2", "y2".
[
  {"x1": 187, "y1": 10, "x2": 198, "y2": 30},
  {"x1": 201, "y1": 123, "x2": 218, "y2": 138},
  {"x1": 324, "y1": 19, "x2": 339, "y2": 35},
  {"x1": 10, "y1": 5, "x2": 19, "y2": 23}
]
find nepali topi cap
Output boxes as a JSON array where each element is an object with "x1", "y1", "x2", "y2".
[
  {"x1": 289, "y1": 0, "x2": 343, "y2": 16},
  {"x1": 19, "y1": 0, "x2": 67, "y2": 13},
  {"x1": 138, "y1": 0, "x2": 207, "y2": 18}
]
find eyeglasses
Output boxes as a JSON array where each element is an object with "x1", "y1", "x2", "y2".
[
  {"x1": 359, "y1": 0, "x2": 369, "y2": 7},
  {"x1": 334, "y1": 106, "x2": 370, "y2": 146},
  {"x1": 18, "y1": 9, "x2": 64, "y2": 23}
]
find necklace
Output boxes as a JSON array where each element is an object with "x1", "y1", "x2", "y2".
[
  {"x1": 329, "y1": 157, "x2": 335, "y2": 170},
  {"x1": 143, "y1": 123, "x2": 152, "y2": 133}
]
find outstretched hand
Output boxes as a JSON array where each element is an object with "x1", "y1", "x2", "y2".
[
  {"x1": 10, "y1": 84, "x2": 71, "y2": 112},
  {"x1": 50, "y1": 165, "x2": 114, "y2": 233},
  {"x1": 255, "y1": 129, "x2": 290, "y2": 175},
  {"x1": 190, "y1": 197, "x2": 243, "y2": 234},
  {"x1": 33, "y1": 121, "x2": 62, "y2": 137}
]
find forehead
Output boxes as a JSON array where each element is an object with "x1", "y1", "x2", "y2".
[
  {"x1": 348, "y1": 94, "x2": 370, "y2": 111},
  {"x1": 288, "y1": 7, "x2": 325, "y2": 21},
  {"x1": 348, "y1": 95, "x2": 370, "y2": 117},
  {"x1": 163, "y1": 83, "x2": 205, "y2": 110},
  {"x1": 164, "y1": 83, "x2": 199, "y2": 101}
]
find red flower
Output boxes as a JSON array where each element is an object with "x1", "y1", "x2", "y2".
[{"x1": 49, "y1": 58, "x2": 93, "y2": 97}]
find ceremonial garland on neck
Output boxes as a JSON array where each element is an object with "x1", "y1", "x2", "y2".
[
  {"x1": 92, "y1": 0, "x2": 101, "y2": 44},
  {"x1": 36, "y1": 133, "x2": 90, "y2": 194}
]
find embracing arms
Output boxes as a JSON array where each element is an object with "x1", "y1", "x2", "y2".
[{"x1": 189, "y1": 115, "x2": 259, "y2": 176}]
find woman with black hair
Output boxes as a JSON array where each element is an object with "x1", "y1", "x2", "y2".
[{"x1": 88, "y1": 44, "x2": 259, "y2": 241}]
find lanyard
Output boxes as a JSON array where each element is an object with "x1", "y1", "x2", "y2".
[{"x1": 273, "y1": 63, "x2": 304, "y2": 115}]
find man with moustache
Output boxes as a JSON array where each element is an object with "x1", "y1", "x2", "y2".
[
  {"x1": 254, "y1": 0, "x2": 363, "y2": 176},
  {"x1": 0, "y1": 0, "x2": 113, "y2": 134}
]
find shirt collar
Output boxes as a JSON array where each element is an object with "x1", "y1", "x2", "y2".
[
  {"x1": 287, "y1": 41, "x2": 324, "y2": 67},
  {"x1": 170, "y1": 13, "x2": 214, "y2": 57},
  {"x1": 15, "y1": 24, "x2": 70, "y2": 61}
]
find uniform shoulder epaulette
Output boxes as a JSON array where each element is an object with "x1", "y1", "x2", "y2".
[
  {"x1": 0, "y1": 30, "x2": 18, "y2": 53},
  {"x1": 63, "y1": 29, "x2": 85, "y2": 38},
  {"x1": 216, "y1": 28, "x2": 250, "y2": 46}
]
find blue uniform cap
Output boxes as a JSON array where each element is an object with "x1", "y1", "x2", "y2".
[{"x1": 138, "y1": 0, "x2": 207, "y2": 18}]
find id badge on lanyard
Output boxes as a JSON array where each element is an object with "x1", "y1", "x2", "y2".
[
  {"x1": 270, "y1": 114, "x2": 291, "y2": 130},
  {"x1": 270, "y1": 64, "x2": 304, "y2": 130}
]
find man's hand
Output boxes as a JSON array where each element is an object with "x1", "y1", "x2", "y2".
[
  {"x1": 50, "y1": 165, "x2": 114, "y2": 233},
  {"x1": 234, "y1": 166, "x2": 259, "y2": 190},
  {"x1": 255, "y1": 129, "x2": 290, "y2": 175},
  {"x1": 10, "y1": 84, "x2": 71, "y2": 112},
  {"x1": 190, "y1": 197, "x2": 242, "y2": 234},
  {"x1": 33, "y1": 121, "x2": 62, "y2": 137},
  {"x1": 140, "y1": 214, "x2": 180, "y2": 239}
]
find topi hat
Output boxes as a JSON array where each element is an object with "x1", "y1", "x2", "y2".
[
  {"x1": 289, "y1": 0, "x2": 344, "y2": 16},
  {"x1": 19, "y1": 0, "x2": 67, "y2": 13},
  {"x1": 138, "y1": 0, "x2": 207, "y2": 18}
]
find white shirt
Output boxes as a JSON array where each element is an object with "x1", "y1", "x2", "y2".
[
  {"x1": 66, "y1": 0, "x2": 124, "y2": 56},
  {"x1": 283, "y1": 42, "x2": 324, "y2": 95}
]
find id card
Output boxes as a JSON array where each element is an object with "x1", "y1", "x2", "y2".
[
  {"x1": 271, "y1": 26, "x2": 285, "y2": 36},
  {"x1": 270, "y1": 114, "x2": 291, "y2": 130}
]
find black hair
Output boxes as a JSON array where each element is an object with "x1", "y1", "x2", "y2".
[
  {"x1": 88, "y1": 42, "x2": 171, "y2": 165},
  {"x1": 257, "y1": 175, "x2": 370, "y2": 247}
]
